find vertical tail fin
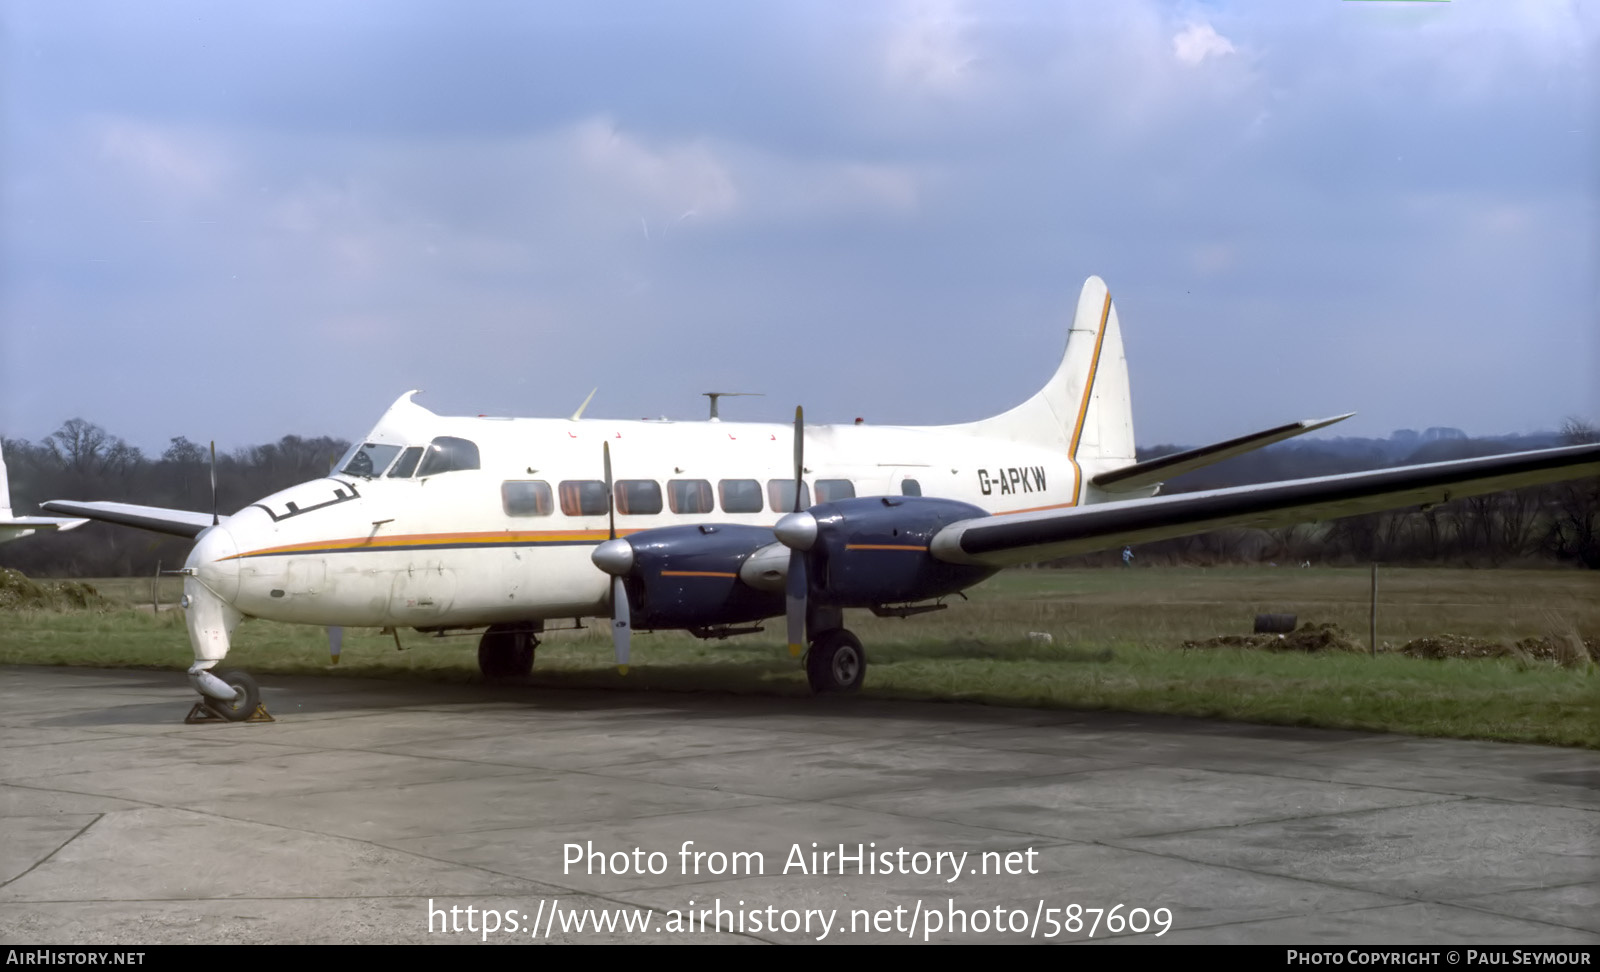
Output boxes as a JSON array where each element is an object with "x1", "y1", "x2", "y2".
[
  {"x1": 944, "y1": 275, "x2": 1136, "y2": 471},
  {"x1": 0, "y1": 442, "x2": 13, "y2": 520}
]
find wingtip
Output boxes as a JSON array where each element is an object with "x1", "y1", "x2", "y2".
[{"x1": 1302, "y1": 412, "x2": 1356, "y2": 430}]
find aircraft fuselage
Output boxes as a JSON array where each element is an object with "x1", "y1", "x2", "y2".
[{"x1": 202, "y1": 406, "x2": 1096, "y2": 633}]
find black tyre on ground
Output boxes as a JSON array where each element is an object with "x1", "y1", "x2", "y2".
[
  {"x1": 478, "y1": 624, "x2": 536, "y2": 678},
  {"x1": 204, "y1": 670, "x2": 261, "y2": 722},
  {"x1": 806, "y1": 628, "x2": 866, "y2": 694}
]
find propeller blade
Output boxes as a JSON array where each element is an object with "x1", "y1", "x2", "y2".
[
  {"x1": 785, "y1": 549, "x2": 806, "y2": 657},
  {"x1": 209, "y1": 440, "x2": 218, "y2": 526},
  {"x1": 611, "y1": 575, "x2": 631, "y2": 673},
  {"x1": 603, "y1": 440, "x2": 616, "y2": 540},
  {"x1": 792, "y1": 405, "x2": 804, "y2": 513},
  {"x1": 326, "y1": 626, "x2": 343, "y2": 665},
  {"x1": 785, "y1": 408, "x2": 808, "y2": 657}
]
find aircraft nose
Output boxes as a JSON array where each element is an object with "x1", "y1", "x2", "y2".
[{"x1": 185, "y1": 523, "x2": 240, "y2": 603}]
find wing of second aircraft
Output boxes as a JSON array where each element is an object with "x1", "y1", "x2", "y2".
[
  {"x1": 37, "y1": 500, "x2": 215, "y2": 539},
  {"x1": 931, "y1": 443, "x2": 1600, "y2": 567}
]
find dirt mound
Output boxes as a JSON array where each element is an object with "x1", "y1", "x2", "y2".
[
  {"x1": 0, "y1": 568, "x2": 108, "y2": 611},
  {"x1": 1400, "y1": 634, "x2": 1597, "y2": 663},
  {"x1": 1182, "y1": 622, "x2": 1360, "y2": 653}
]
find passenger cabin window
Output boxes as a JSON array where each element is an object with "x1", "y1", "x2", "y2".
[
  {"x1": 815, "y1": 479, "x2": 855, "y2": 502},
  {"x1": 668, "y1": 479, "x2": 714, "y2": 514},
  {"x1": 502, "y1": 481, "x2": 553, "y2": 517},
  {"x1": 387, "y1": 446, "x2": 424, "y2": 478},
  {"x1": 615, "y1": 480, "x2": 663, "y2": 516},
  {"x1": 767, "y1": 479, "x2": 811, "y2": 513},
  {"x1": 415, "y1": 436, "x2": 481, "y2": 477},
  {"x1": 900, "y1": 479, "x2": 922, "y2": 497},
  {"x1": 339, "y1": 442, "x2": 402, "y2": 479},
  {"x1": 719, "y1": 479, "x2": 763, "y2": 514},
  {"x1": 559, "y1": 480, "x2": 610, "y2": 517}
]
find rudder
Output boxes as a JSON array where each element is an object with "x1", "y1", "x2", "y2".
[{"x1": 943, "y1": 275, "x2": 1136, "y2": 472}]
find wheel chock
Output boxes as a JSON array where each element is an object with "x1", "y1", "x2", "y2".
[{"x1": 184, "y1": 702, "x2": 276, "y2": 724}]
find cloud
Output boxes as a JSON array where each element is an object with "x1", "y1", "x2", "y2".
[
  {"x1": 884, "y1": 0, "x2": 977, "y2": 94},
  {"x1": 93, "y1": 117, "x2": 229, "y2": 198},
  {"x1": 1172, "y1": 21, "x2": 1236, "y2": 68},
  {"x1": 570, "y1": 118, "x2": 740, "y2": 222}
]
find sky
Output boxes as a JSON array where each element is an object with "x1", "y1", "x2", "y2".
[{"x1": 2, "y1": 1, "x2": 1596, "y2": 456}]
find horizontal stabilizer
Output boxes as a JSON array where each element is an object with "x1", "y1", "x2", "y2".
[
  {"x1": 39, "y1": 500, "x2": 216, "y2": 539},
  {"x1": 933, "y1": 442, "x2": 1600, "y2": 567},
  {"x1": 0, "y1": 515, "x2": 89, "y2": 533},
  {"x1": 1092, "y1": 414, "x2": 1353, "y2": 493}
]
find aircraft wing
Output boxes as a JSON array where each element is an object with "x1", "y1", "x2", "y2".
[
  {"x1": 931, "y1": 443, "x2": 1600, "y2": 567},
  {"x1": 38, "y1": 500, "x2": 216, "y2": 539}
]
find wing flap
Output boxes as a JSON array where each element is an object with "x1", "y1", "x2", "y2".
[
  {"x1": 1091, "y1": 414, "x2": 1353, "y2": 493},
  {"x1": 933, "y1": 443, "x2": 1600, "y2": 567},
  {"x1": 39, "y1": 500, "x2": 215, "y2": 539}
]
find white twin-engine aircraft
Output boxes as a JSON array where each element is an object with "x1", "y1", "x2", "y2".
[{"x1": 42, "y1": 276, "x2": 1600, "y2": 719}]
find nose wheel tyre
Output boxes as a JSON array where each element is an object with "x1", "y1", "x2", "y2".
[
  {"x1": 806, "y1": 629, "x2": 865, "y2": 694},
  {"x1": 203, "y1": 670, "x2": 261, "y2": 722}
]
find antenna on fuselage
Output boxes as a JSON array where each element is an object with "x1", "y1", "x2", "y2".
[
  {"x1": 570, "y1": 388, "x2": 598, "y2": 422},
  {"x1": 702, "y1": 391, "x2": 762, "y2": 422},
  {"x1": 209, "y1": 441, "x2": 218, "y2": 526}
]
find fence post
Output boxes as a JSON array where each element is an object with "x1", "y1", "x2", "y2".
[{"x1": 1370, "y1": 563, "x2": 1378, "y2": 658}]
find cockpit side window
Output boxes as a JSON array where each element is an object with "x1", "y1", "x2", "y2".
[
  {"x1": 387, "y1": 446, "x2": 424, "y2": 478},
  {"x1": 339, "y1": 442, "x2": 403, "y2": 479},
  {"x1": 414, "y1": 436, "x2": 481, "y2": 477}
]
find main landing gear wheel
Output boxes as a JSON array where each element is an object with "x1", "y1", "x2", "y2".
[
  {"x1": 203, "y1": 670, "x2": 261, "y2": 722},
  {"x1": 478, "y1": 624, "x2": 537, "y2": 678},
  {"x1": 806, "y1": 628, "x2": 865, "y2": 694}
]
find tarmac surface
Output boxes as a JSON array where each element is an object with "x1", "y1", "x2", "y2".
[{"x1": 0, "y1": 664, "x2": 1596, "y2": 946}]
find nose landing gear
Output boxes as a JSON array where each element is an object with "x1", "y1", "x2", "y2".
[{"x1": 184, "y1": 669, "x2": 273, "y2": 723}]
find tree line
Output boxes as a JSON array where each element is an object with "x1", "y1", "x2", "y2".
[
  {"x1": 1059, "y1": 419, "x2": 1599, "y2": 570},
  {"x1": 2, "y1": 421, "x2": 348, "y2": 577},
  {"x1": 2, "y1": 417, "x2": 1596, "y2": 578}
]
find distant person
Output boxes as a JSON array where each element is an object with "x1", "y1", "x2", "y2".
[{"x1": 1122, "y1": 546, "x2": 1133, "y2": 568}]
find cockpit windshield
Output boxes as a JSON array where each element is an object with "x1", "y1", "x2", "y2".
[{"x1": 338, "y1": 442, "x2": 403, "y2": 479}]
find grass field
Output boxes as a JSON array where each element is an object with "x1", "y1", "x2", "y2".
[{"x1": 2, "y1": 567, "x2": 1596, "y2": 747}]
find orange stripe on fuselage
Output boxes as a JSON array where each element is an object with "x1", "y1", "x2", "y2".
[{"x1": 223, "y1": 528, "x2": 633, "y2": 560}]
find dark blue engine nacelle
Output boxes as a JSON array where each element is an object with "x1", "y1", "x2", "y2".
[
  {"x1": 805, "y1": 496, "x2": 995, "y2": 606},
  {"x1": 622, "y1": 524, "x2": 782, "y2": 630}
]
